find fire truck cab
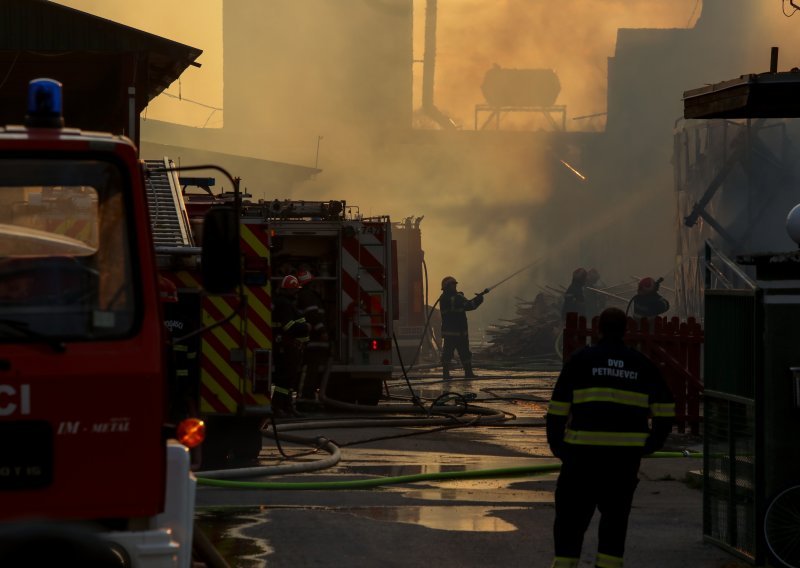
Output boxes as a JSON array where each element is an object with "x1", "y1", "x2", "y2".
[{"x1": 0, "y1": 79, "x2": 236, "y2": 566}]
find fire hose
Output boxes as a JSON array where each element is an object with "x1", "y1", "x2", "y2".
[{"x1": 195, "y1": 450, "x2": 702, "y2": 488}]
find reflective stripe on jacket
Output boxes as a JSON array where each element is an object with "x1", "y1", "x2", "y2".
[
  {"x1": 438, "y1": 290, "x2": 482, "y2": 336},
  {"x1": 546, "y1": 338, "x2": 675, "y2": 452}
]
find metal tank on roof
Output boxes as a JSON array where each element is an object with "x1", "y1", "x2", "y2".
[{"x1": 480, "y1": 65, "x2": 561, "y2": 108}]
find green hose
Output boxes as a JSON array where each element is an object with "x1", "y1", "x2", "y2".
[{"x1": 196, "y1": 451, "x2": 701, "y2": 490}]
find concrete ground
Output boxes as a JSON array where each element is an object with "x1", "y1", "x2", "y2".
[{"x1": 195, "y1": 371, "x2": 756, "y2": 568}]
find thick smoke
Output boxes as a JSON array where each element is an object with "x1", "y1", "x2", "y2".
[
  {"x1": 51, "y1": 0, "x2": 800, "y2": 329},
  {"x1": 419, "y1": 0, "x2": 701, "y2": 131}
]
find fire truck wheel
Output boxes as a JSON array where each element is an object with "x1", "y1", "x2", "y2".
[{"x1": 0, "y1": 521, "x2": 128, "y2": 566}]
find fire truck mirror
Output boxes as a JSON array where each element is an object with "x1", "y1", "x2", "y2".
[{"x1": 201, "y1": 206, "x2": 241, "y2": 294}]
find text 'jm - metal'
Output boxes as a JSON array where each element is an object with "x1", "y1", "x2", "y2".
[{"x1": 57, "y1": 419, "x2": 131, "y2": 435}]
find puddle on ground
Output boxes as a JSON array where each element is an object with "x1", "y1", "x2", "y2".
[
  {"x1": 196, "y1": 507, "x2": 272, "y2": 568},
  {"x1": 342, "y1": 505, "x2": 522, "y2": 532},
  {"x1": 401, "y1": 478, "x2": 554, "y2": 504},
  {"x1": 195, "y1": 503, "x2": 527, "y2": 560}
]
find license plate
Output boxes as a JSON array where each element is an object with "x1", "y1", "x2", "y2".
[{"x1": 0, "y1": 421, "x2": 53, "y2": 490}]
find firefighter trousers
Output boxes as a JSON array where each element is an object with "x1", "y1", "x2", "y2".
[
  {"x1": 552, "y1": 447, "x2": 641, "y2": 567},
  {"x1": 273, "y1": 342, "x2": 304, "y2": 410},
  {"x1": 441, "y1": 333, "x2": 471, "y2": 367}
]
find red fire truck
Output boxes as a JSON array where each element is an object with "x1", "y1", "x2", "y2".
[
  {"x1": 147, "y1": 169, "x2": 397, "y2": 466},
  {"x1": 0, "y1": 79, "x2": 237, "y2": 565}
]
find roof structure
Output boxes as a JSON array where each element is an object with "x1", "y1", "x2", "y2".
[
  {"x1": 684, "y1": 72, "x2": 800, "y2": 120},
  {"x1": 0, "y1": 0, "x2": 202, "y2": 143}
]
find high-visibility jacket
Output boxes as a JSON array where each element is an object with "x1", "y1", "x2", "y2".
[
  {"x1": 546, "y1": 338, "x2": 675, "y2": 455},
  {"x1": 273, "y1": 292, "x2": 310, "y2": 350},
  {"x1": 438, "y1": 289, "x2": 483, "y2": 337},
  {"x1": 297, "y1": 286, "x2": 329, "y2": 344}
]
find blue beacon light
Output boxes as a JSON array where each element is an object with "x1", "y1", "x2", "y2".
[{"x1": 25, "y1": 78, "x2": 65, "y2": 128}]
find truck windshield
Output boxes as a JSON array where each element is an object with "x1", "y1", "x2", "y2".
[{"x1": 0, "y1": 158, "x2": 135, "y2": 340}]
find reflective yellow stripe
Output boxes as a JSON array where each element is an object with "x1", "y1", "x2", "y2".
[
  {"x1": 547, "y1": 400, "x2": 571, "y2": 416},
  {"x1": 285, "y1": 317, "x2": 307, "y2": 332},
  {"x1": 551, "y1": 557, "x2": 579, "y2": 568},
  {"x1": 596, "y1": 552, "x2": 624, "y2": 568},
  {"x1": 650, "y1": 402, "x2": 676, "y2": 417},
  {"x1": 174, "y1": 344, "x2": 188, "y2": 352},
  {"x1": 564, "y1": 429, "x2": 648, "y2": 447},
  {"x1": 176, "y1": 370, "x2": 189, "y2": 377},
  {"x1": 273, "y1": 386, "x2": 290, "y2": 395},
  {"x1": 573, "y1": 387, "x2": 648, "y2": 408}
]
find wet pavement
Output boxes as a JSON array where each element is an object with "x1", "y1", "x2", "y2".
[{"x1": 194, "y1": 366, "x2": 750, "y2": 568}]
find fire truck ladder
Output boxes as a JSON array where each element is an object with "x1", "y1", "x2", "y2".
[{"x1": 143, "y1": 158, "x2": 195, "y2": 248}]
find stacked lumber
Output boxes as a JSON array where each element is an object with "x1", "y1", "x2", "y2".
[
  {"x1": 479, "y1": 292, "x2": 563, "y2": 360},
  {"x1": 478, "y1": 278, "x2": 641, "y2": 361}
]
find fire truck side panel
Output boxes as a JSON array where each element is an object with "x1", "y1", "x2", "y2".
[
  {"x1": 339, "y1": 220, "x2": 394, "y2": 370},
  {"x1": 0, "y1": 342, "x2": 166, "y2": 520},
  {"x1": 160, "y1": 261, "x2": 272, "y2": 418}
]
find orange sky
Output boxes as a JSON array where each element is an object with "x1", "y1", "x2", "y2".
[
  {"x1": 53, "y1": 0, "x2": 224, "y2": 127},
  {"x1": 53, "y1": 0, "x2": 703, "y2": 132}
]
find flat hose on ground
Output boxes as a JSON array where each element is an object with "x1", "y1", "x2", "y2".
[{"x1": 196, "y1": 451, "x2": 701, "y2": 489}]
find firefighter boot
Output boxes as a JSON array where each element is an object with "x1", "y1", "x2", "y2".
[
  {"x1": 464, "y1": 361, "x2": 477, "y2": 379},
  {"x1": 289, "y1": 392, "x2": 305, "y2": 418},
  {"x1": 442, "y1": 361, "x2": 451, "y2": 381}
]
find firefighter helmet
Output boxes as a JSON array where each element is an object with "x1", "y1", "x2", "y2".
[
  {"x1": 281, "y1": 275, "x2": 301, "y2": 289},
  {"x1": 638, "y1": 277, "x2": 656, "y2": 294},
  {"x1": 441, "y1": 276, "x2": 457, "y2": 290},
  {"x1": 572, "y1": 267, "x2": 588, "y2": 283},
  {"x1": 296, "y1": 269, "x2": 314, "y2": 285}
]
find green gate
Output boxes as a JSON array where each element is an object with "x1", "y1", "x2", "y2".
[
  {"x1": 704, "y1": 289, "x2": 759, "y2": 562},
  {"x1": 704, "y1": 240, "x2": 800, "y2": 566}
]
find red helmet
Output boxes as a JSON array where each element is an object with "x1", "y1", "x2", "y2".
[
  {"x1": 441, "y1": 276, "x2": 457, "y2": 290},
  {"x1": 296, "y1": 269, "x2": 314, "y2": 285},
  {"x1": 281, "y1": 275, "x2": 300, "y2": 289},
  {"x1": 572, "y1": 267, "x2": 587, "y2": 283},
  {"x1": 638, "y1": 277, "x2": 656, "y2": 294}
]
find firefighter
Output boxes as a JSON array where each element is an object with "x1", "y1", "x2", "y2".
[
  {"x1": 271, "y1": 275, "x2": 310, "y2": 417},
  {"x1": 630, "y1": 276, "x2": 669, "y2": 319},
  {"x1": 296, "y1": 268, "x2": 330, "y2": 406},
  {"x1": 438, "y1": 276, "x2": 484, "y2": 380},
  {"x1": 562, "y1": 267, "x2": 588, "y2": 318},
  {"x1": 584, "y1": 268, "x2": 607, "y2": 320},
  {"x1": 546, "y1": 307, "x2": 675, "y2": 568}
]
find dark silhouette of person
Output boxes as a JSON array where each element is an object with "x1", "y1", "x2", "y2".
[
  {"x1": 546, "y1": 307, "x2": 675, "y2": 567},
  {"x1": 630, "y1": 277, "x2": 669, "y2": 319},
  {"x1": 562, "y1": 267, "x2": 588, "y2": 318},
  {"x1": 438, "y1": 276, "x2": 484, "y2": 380}
]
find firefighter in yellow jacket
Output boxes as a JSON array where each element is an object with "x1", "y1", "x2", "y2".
[{"x1": 546, "y1": 307, "x2": 675, "y2": 568}]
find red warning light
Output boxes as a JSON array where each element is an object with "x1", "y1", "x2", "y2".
[{"x1": 177, "y1": 418, "x2": 206, "y2": 448}]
